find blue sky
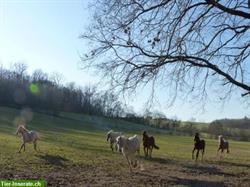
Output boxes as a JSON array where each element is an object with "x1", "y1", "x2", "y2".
[{"x1": 0, "y1": 0, "x2": 249, "y2": 122}]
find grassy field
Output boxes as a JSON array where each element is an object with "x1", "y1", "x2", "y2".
[{"x1": 0, "y1": 107, "x2": 249, "y2": 186}]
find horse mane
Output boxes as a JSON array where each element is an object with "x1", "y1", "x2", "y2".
[
  {"x1": 218, "y1": 135, "x2": 224, "y2": 144},
  {"x1": 18, "y1": 125, "x2": 28, "y2": 132},
  {"x1": 107, "y1": 130, "x2": 113, "y2": 134}
]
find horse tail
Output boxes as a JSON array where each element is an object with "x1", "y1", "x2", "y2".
[
  {"x1": 227, "y1": 142, "x2": 230, "y2": 153},
  {"x1": 153, "y1": 144, "x2": 159, "y2": 149},
  {"x1": 153, "y1": 138, "x2": 159, "y2": 149},
  {"x1": 203, "y1": 140, "x2": 206, "y2": 152},
  {"x1": 36, "y1": 132, "x2": 41, "y2": 141},
  {"x1": 151, "y1": 137, "x2": 159, "y2": 149}
]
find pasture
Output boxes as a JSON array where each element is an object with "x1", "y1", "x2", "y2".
[{"x1": 0, "y1": 107, "x2": 250, "y2": 186}]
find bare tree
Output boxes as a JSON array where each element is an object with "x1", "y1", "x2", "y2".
[
  {"x1": 12, "y1": 62, "x2": 28, "y2": 83},
  {"x1": 50, "y1": 72, "x2": 65, "y2": 86},
  {"x1": 32, "y1": 69, "x2": 49, "y2": 83},
  {"x1": 81, "y1": 0, "x2": 250, "y2": 106}
]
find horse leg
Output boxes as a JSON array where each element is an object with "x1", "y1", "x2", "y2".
[
  {"x1": 110, "y1": 143, "x2": 114, "y2": 152},
  {"x1": 18, "y1": 143, "x2": 24, "y2": 153},
  {"x1": 23, "y1": 143, "x2": 26, "y2": 152},
  {"x1": 115, "y1": 143, "x2": 118, "y2": 151},
  {"x1": 131, "y1": 154, "x2": 137, "y2": 168},
  {"x1": 33, "y1": 141, "x2": 37, "y2": 152},
  {"x1": 137, "y1": 148, "x2": 140, "y2": 156},
  {"x1": 220, "y1": 149, "x2": 224, "y2": 159},
  {"x1": 143, "y1": 146, "x2": 147, "y2": 157},
  {"x1": 202, "y1": 148, "x2": 205, "y2": 161},
  {"x1": 144, "y1": 147, "x2": 149, "y2": 157},
  {"x1": 196, "y1": 149, "x2": 199, "y2": 161},
  {"x1": 149, "y1": 147, "x2": 153, "y2": 158},
  {"x1": 192, "y1": 148, "x2": 196, "y2": 160},
  {"x1": 125, "y1": 156, "x2": 132, "y2": 172}
]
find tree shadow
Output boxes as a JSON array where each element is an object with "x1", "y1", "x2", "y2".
[
  {"x1": 168, "y1": 176, "x2": 225, "y2": 187},
  {"x1": 36, "y1": 154, "x2": 69, "y2": 167},
  {"x1": 142, "y1": 156, "x2": 176, "y2": 165},
  {"x1": 183, "y1": 164, "x2": 235, "y2": 177},
  {"x1": 217, "y1": 160, "x2": 250, "y2": 168}
]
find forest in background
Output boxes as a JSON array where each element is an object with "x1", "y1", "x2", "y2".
[{"x1": 0, "y1": 63, "x2": 249, "y2": 141}]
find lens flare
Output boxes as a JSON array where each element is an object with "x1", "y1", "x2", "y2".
[
  {"x1": 13, "y1": 89, "x2": 26, "y2": 104},
  {"x1": 29, "y1": 84, "x2": 39, "y2": 94},
  {"x1": 21, "y1": 107, "x2": 33, "y2": 122}
]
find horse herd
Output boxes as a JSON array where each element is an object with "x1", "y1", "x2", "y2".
[
  {"x1": 15, "y1": 125, "x2": 230, "y2": 171},
  {"x1": 106, "y1": 130, "x2": 160, "y2": 171},
  {"x1": 106, "y1": 130, "x2": 230, "y2": 171}
]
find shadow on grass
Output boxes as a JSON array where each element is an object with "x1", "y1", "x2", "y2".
[
  {"x1": 218, "y1": 160, "x2": 250, "y2": 168},
  {"x1": 183, "y1": 164, "x2": 235, "y2": 177},
  {"x1": 36, "y1": 154, "x2": 69, "y2": 167},
  {"x1": 168, "y1": 176, "x2": 225, "y2": 187},
  {"x1": 142, "y1": 156, "x2": 176, "y2": 165}
]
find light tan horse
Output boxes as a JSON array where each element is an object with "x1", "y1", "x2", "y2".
[
  {"x1": 106, "y1": 130, "x2": 122, "y2": 152},
  {"x1": 116, "y1": 135, "x2": 140, "y2": 171},
  {"x1": 16, "y1": 125, "x2": 39, "y2": 153}
]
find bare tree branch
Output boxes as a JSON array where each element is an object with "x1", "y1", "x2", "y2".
[{"x1": 81, "y1": 0, "x2": 250, "y2": 106}]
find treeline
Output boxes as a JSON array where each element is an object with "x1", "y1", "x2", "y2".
[
  {"x1": 210, "y1": 118, "x2": 250, "y2": 129},
  {"x1": 122, "y1": 112, "x2": 250, "y2": 141},
  {"x1": 1, "y1": 63, "x2": 249, "y2": 141},
  {"x1": 122, "y1": 112, "x2": 183, "y2": 133},
  {"x1": 123, "y1": 114, "x2": 197, "y2": 135},
  {"x1": 204, "y1": 118, "x2": 250, "y2": 141},
  {"x1": 0, "y1": 63, "x2": 123, "y2": 117}
]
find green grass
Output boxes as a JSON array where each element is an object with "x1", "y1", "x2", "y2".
[{"x1": 0, "y1": 106, "x2": 249, "y2": 186}]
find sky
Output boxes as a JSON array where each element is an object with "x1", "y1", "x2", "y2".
[{"x1": 0, "y1": 0, "x2": 249, "y2": 122}]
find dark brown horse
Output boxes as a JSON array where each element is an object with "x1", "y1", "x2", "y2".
[
  {"x1": 192, "y1": 133, "x2": 205, "y2": 161},
  {"x1": 142, "y1": 131, "x2": 159, "y2": 158},
  {"x1": 217, "y1": 135, "x2": 229, "y2": 159}
]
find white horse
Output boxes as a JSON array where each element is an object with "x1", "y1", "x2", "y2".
[
  {"x1": 116, "y1": 135, "x2": 140, "y2": 171},
  {"x1": 16, "y1": 125, "x2": 39, "y2": 153},
  {"x1": 106, "y1": 130, "x2": 122, "y2": 152}
]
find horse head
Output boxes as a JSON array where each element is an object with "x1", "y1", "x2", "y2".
[
  {"x1": 142, "y1": 131, "x2": 148, "y2": 137},
  {"x1": 194, "y1": 133, "x2": 200, "y2": 142},
  {"x1": 218, "y1": 135, "x2": 223, "y2": 142},
  {"x1": 16, "y1": 125, "x2": 28, "y2": 135},
  {"x1": 106, "y1": 130, "x2": 113, "y2": 141},
  {"x1": 116, "y1": 136, "x2": 127, "y2": 147}
]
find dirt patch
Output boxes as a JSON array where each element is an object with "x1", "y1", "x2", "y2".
[{"x1": 0, "y1": 158, "x2": 249, "y2": 187}]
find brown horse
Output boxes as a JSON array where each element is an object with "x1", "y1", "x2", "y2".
[
  {"x1": 142, "y1": 131, "x2": 159, "y2": 158},
  {"x1": 192, "y1": 133, "x2": 205, "y2": 161},
  {"x1": 217, "y1": 135, "x2": 229, "y2": 159}
]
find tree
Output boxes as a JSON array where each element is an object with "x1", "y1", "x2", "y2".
[
  {"x1": 32, "y1": 69, "x2": 48, "y2": 83},
  {"x1": 208, "y1": 120, "x2": 224, "y2": 135},
  {"x1": 12, "y1": 62, "x2": 28, "y2": 83},
  {"x1": 82, "y1": 0, "x2": 250, "y2": 106},
  {"x1": 50, "y1": 72, "x2": 65, "y2": 86}
]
